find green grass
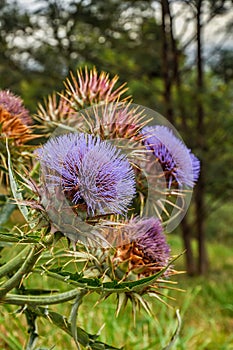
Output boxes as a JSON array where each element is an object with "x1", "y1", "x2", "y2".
[{"x1": 0, "y1": 236, "x2": 232, "y2": 350}]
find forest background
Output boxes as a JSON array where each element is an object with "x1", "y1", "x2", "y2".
[{"x1": 0, "y1": 1, "x2": 233, "y2": 349}]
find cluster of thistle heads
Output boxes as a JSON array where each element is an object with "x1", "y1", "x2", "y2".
[{"x1": 0, "y1": 67, "x2": 200, "y2": 280}]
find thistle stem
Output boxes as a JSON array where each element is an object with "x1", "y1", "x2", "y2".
[
  {"x1": 0, "y1": 244, "x2": 43, "y2": 298},
  {"x1": 0, "y1": 246, "x2": 31, "y2": 279},
  {"x1": 0, "y1": 233, "x2": 58, "y2": 298},
  {"x1": 2, "y1": 288, "x2": 83, "y2": 305}
]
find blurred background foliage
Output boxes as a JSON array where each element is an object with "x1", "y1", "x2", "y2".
[{"x1": 0, "y1": 0, "x2": 233, "y2": 348}]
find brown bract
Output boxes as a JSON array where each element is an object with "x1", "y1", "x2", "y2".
[
  {"x1": 0, "y1": 90, "x2": 32, "y2": 125},
  {"x1": 114, "y1": 242, "x2": 170, "y2": 277},
  {"x1": 0, "y1": 107, "x2": 34, "y2": 145}
]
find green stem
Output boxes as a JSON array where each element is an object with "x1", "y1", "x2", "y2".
[
  {"x1": 0, "y1": 244, "x2": 43, "y2": 298},
  {"x1": 0, "y1": 233, "x2": 58, "y2": 298},
  {"x1": 2, "y1": 288, "x2": 82, "y2": 305},
  {"x1": 0, "y1": 246, "x2": 31, "y2": 279}
]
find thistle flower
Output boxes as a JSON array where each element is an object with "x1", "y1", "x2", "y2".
[
  {"x1": 36, "y1": 133, "x2": 136, "y2": 216},
  {"x1": 0, "y1": 107, "x2": 33, "y2": 145},
  {"x1": 0, "y1": 90, "x2": 35, "y2": 145},
  {"x1": 141, "y1": 125, "x2": 200, "y2": 188},
  {"x1": 114, "y1": 217, "x2": 171, "y2": 277},
  {"x1": 80, "y1": 102, "x2": 147, "y2": 140},
  {"x1": 0, "y1": 90, "x2": 32, "y2": 125},
  {"x1": 37, "y1": 93, "x2": 77, "y2": 124},
  {"x1": 64, "y1": 67, "x2": 128, "y2": 109}
]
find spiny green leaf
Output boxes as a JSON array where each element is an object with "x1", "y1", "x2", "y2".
[
  {"x1": 133, "y1": 293, "x2": 152, "y2": 315},
  {"x1": 46, "y1": 254, "x2": 181, "y2": 294},
  {"x1": 30, "y1": 307, "x2": 123, "y2": 350},
  {"x1": 162, "y1": 309, "x2": 182, "y2": 350},
  {"x1": 0, "y1": 233, "x2": 39, "y2": 244},
  {"x1": 24, "y1": 308, "x2": 38, "y2": 350},
  {"x1": 69, "y1": 291, "x2": 87, "y2": 349},
  {"x1": 0, "y1": 198, "x2": 16, "y2": 225},
  {"x1": 6, "y1": 138, "x2": 30, "y2": 224},
  {"x1": 116, "y1": 292, "x2": 128, "y2": 317}
]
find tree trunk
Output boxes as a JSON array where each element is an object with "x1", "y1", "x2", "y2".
[
  {"x1": 195, "y1": 0, "x2": 208, "y2": 274},
  {"x1": 168, "y1": 6, "x2": 188, "y2": 133},
  {"x1": 181, "y1": 216, "x2": 196, "y2": 275},
  {"x1": 166, "y1": 1, "x2": 195, "y2": 272},
  {"x1": 161, "y1": 0, "x2": 173, "y2": 123}
]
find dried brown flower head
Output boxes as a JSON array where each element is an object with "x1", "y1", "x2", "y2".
[
  {"x1": 0, "y1": 107, "x2": 33, "y2": 145},
  {"x1": 0, "y1": 90, "x2": 32, "y2": 125}
]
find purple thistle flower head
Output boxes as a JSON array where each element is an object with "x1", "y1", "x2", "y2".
[
  {"x1": 133, "y1": 217, "x2": 170, "y2": 266},
  {"x1": 0, "y1": 90, "x2": 32, "y2": 125},
  {"x1": 36, "y1": 133, "x2": 136, "y2": 216},
  {"x1": 114, "y1": 217, "x2": 171, "y2": 276},
  {"x1": 141, "y1": 125, "x2": 200, "y2": 188}
]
